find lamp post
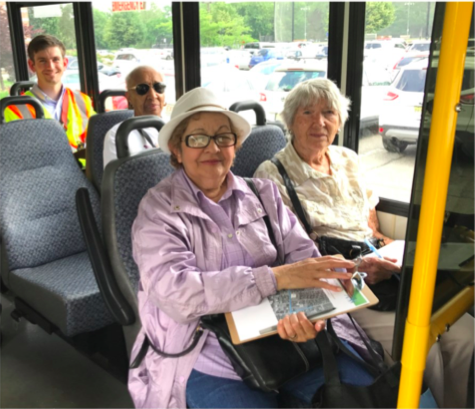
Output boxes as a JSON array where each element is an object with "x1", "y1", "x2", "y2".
[
  {"x1": 405, "y1": 2, "x2": 414, "y2": 36},
  {"x1": 301, "y1": 6, "x2": 309, "y2": 40}
]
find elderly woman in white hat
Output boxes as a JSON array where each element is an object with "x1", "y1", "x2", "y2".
[{"x1": 128, "y1": 87, "x2": 374, "y2": 409}]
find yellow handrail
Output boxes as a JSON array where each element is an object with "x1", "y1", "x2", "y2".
[{"x1": 397, "y1": 2, "x2": 474, "y2": 408}]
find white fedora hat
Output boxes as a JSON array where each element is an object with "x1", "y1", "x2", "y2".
[{"x1": 158, "y1": 87, "x2": 252, "y2": 154}]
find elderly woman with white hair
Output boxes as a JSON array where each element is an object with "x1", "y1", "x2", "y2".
[
  {"x1": 255, "y1": 78, "x2": 473, "y2": 408},
  {"x1": 127, "y1": 87, "x2": 379, "y2": 409}
]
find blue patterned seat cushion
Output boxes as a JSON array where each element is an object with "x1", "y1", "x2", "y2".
[
  {"x1": 87, "y1": 110, "x2": 134, "y2": 191},
  {"x1": 232, "y1": 125, "x2": 287, "y2": 177},
  {"x1": 9, "y1": 252, "x2": 114, "y2": 337}
]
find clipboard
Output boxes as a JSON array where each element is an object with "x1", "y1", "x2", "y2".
[{"x1": 225, "y1": 282, "x2": 379, "y2": 345}]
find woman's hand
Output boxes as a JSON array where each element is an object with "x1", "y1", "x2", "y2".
[
  {"x1": 277, "y1": 312, "x2": 325, "y2": 342},
  {"x1": 353, "y1": 256, "x2": 401, "y2": 285},
  {"x1": 272, "y1": 255, "x2": 355, "y2": 292}
]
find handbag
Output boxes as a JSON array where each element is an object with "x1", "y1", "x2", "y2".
[
  {"x1": 312, "y1": 316, "x2": 402, "y2": 408},
  {"x1": 201, "y1": 178, "x2": 335, "y2": 392},
  {"x1": 270, "y1": 157, "x2": 400, "y2": 312}
]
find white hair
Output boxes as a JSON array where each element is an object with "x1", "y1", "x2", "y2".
[{"x1": 281, "y1": 78, "x2": 351, "y2": 135}]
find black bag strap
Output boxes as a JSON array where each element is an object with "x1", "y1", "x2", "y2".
[
  {"x1": 270, "y1": 157, "x2": 313, "y2": 235},
  {"x1": 138, "y1": 128, "x2": 156, "y2": 148},
  {"x1": 244, "y1": 177, "x2": 284, "y2": 266},
  {"x1": 130, "y1": 327, "x2": 203, "y2": 369}
]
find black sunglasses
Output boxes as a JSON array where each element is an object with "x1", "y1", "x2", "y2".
[{"x1": 129, "y1": 82, "x2": 166, "y2": 96}]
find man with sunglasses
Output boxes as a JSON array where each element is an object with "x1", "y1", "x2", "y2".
[{"x1": 103, "y1": 66, "x2": 166, "y2": 167}]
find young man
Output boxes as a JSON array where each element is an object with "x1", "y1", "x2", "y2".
[
  {"x1": 5, "y1": 35, "x2": 95, "y2": 152},
  {"x1": 102, "y1": 65, "x2": 166, "y2": 167}
]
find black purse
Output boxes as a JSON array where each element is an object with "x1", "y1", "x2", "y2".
[
  {"x1": 270, "y1": 157, "x2": 400, "y2": 312},
  {"x1": 201, "y1": 178, "x2": 334, "y2": 392},
  {"x1": 312, "y1": 316, "x2": 403, "y2": 408}
]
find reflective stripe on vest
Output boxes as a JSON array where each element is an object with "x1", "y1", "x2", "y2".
[
  {"x1": 62, "y1": 89, "x2": 92, "y2": 150},
  {"x1": 5, "y1": 100, "x2": 38, "y2": 120}
]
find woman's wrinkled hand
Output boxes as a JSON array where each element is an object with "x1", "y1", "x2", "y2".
[
  {"x1": 272, "y1": 255, "x2": 354, "y2": 292},
  {"x1": 277, "y1": 312, "x2": 326, "y2": 343},
  {"x1": 352, "y1": 256, "x2": 401, "y2": 285}
]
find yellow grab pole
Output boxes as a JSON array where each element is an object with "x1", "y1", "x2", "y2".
[{"x1": 397, "y1": 2, "x2": 473, "y2": 408}]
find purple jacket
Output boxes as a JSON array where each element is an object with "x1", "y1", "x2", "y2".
[{"x1": 128, "y1": 169, "x2": 362, "y2": 408}]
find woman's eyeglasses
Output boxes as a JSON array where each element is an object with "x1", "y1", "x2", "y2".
[
  {"x1": 185, "y1": 133, "x2": 237, "y2": 149},
  {"x1": 129, "y1": 82, "x2": 166, "y2": 96}
]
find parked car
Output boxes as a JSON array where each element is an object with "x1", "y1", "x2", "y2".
[
  {"x1": 258, "y1": 60, "x2": 327, "y2": 121},
  {"x1": 378, "y1": 59, "x2": 429, "y2": 152},
  {"x1": 391, "y1": 51, "x2": 430, "y2": 80},
  {"x1": 249, "y1": 49, "x2": 284, "y2": 69},
  {"x1": 227, "y1": 49, "x2": 252, "y2": 70},
  {"x1": 112, "y1": 50, "x2": 156, "y2": 77},
  {"x1": 364, "y1": 40, "x2": 407, "y2": 70},
  {"x1": 242, "y1": 42, "x2": 276, "y2": 55},
  {"x1": 407, "y1": 40, "x2": 431, "y2": 53},
  {"x1": 259, "y1": 60, "x2": 392, "y2": 133},
  {"x1": 248, "y1": 59, "x2": 285, "y2": 91},
  {"x1": 378, "y1": 55, "x2": 474, "y2": 154}
]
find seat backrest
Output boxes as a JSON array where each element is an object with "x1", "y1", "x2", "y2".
[
  {"x1": 0, "y1": 118, "x2": 101, "y2": 271},
  {"x1": 86, "y1": 109, "x2": 134, "y2": 192},
  {"x1": 229, "y1": 100, "x2": 287, "y2": 177},
  {"x1": 232, "y1": 124, "x2": 287, "y2": 177},
  {"x1": 102, "y1": 149, "x2": 174, "y2": 347}
]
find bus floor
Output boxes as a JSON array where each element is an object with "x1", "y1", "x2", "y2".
[{"x1": 0, "y1": 293, "x2": 134, "y2": 408}]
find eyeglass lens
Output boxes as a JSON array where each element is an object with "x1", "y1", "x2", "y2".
[
  {"x1": 135, "y1": 82, "x2": 166, "y2": 95},
  {"x1": 186, "y1": 133, "x2": 236, "y2": 148}
]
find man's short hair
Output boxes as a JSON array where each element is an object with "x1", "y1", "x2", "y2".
[{"x1": 28, "y1": 35, "x2": 66, "y2": 61}]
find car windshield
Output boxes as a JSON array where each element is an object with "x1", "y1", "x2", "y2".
[
  {"x1": 412, "y1": 43, "x2": 430, "y2": 52},
  {"x1": 258, "y1": 49, "x2": 269, "y2": 56},
  {"x1": 397, "y1": 57, "x2": 424, "y2": 68},
  {"x1": 394, "y1": 69, "x2": 427, "y2": 92},
  {"x1": 266, "y1": 70, "x2": 326, "y2": 92}
]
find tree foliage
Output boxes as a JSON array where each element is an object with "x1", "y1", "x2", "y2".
[
  {"x1": 365, "y1": 2, "x2": 396, "y2": 34},
  {"x1": 103, "y1": 11, "x2": 144, "y2": 49},
  {"x1": 199, "y1": 3, "x2": 255, "y2": 47}
]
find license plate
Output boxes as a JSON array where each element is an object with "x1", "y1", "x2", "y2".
[{"x1": 414, "y1": 106, "x2": 422, "y2": 112}]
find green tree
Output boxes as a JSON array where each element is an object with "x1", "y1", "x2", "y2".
[
  {"x1": 58, "y1": 4, "x2": 75, "y2": 49},
  {"x1": 231, "y1": 3, "x2": 274, "y2": 41},
  {"x1": 103, "y1": 11, "x2": 143, "y2": 49},
  {"x1": 27, "y1": 7, "x2": 60, "y2": 39},
  {"x1": 93, "y1": 8, "x2": 109, "y2": 50},
  {"x1": 139, "y1": 3, "x2": 173, "y2": 48},
  {"x1": 378, "y1": 2, "x2": 433, "y2": 39},
  {"x1": 199, "y1": 3, "x2": 255, "y2": 48},
  {"x1": 365, "y1": 2, "x2": 396, "y2": 34}
]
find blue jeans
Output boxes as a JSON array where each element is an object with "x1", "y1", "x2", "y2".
[{"x1": 186, "y1": 341, "x2": 373, "y2": 408}]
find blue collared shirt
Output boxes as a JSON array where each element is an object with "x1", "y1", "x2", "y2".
[{"x1": 31, "y1": 83, "x2": 66, "y2": 121}]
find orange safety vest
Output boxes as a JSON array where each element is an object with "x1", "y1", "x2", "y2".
[{"x1": 4, "y1": 88, "x2": 95, "y2": 151}]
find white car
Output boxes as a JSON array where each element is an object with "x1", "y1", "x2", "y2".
[
  {"x1": 378, "y1": 59, "x2": 428, "y2": 152},
  {"x1": 407, "y1": 40, "x2": 431, "y2": 53},
  {"x1": 364, "y1": 40, "x2": 408, "y2": 70},
  {"x1": 379, "y1": 54, "x2": 474, "y2": 154},
  {"x1": 259, "y1": 60, "x2": 391, "y2": 133},
  {"x1": 258, "y1": 60, "x2": 328, "y2": 122},
  {"x1": 113, "y1": 50, "x2": 157, "y2": 77}
]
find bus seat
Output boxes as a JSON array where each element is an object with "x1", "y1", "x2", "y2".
[
  {"x1": 229, "y1": 100, "x2": 287, "y2": 177},
  {"x1": 0, "y1": 97, "x2": 114, "y2": 337},
  {"x1": 78, "y1": 116, "x2": 172, "y2": 355},
  {"x1": 86, "y1": 90, "x2": 133, "y2": 192}
]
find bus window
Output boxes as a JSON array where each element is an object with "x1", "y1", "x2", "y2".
[
  {"x1": 21, "y1": 4, "x2": 79, "y2": 92},
  {"x1": 92, "y1": 1, "x2": 174, "y2": 114},
  {"x1": 359, "y1": 2, "x2": 435, "y2": 204},
  {"x1": 0, "y1": 2, "x2": 16, "y2": 100},
  {"x1": 198, "y1": 2, "x2": 330, "y2": 126}
]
